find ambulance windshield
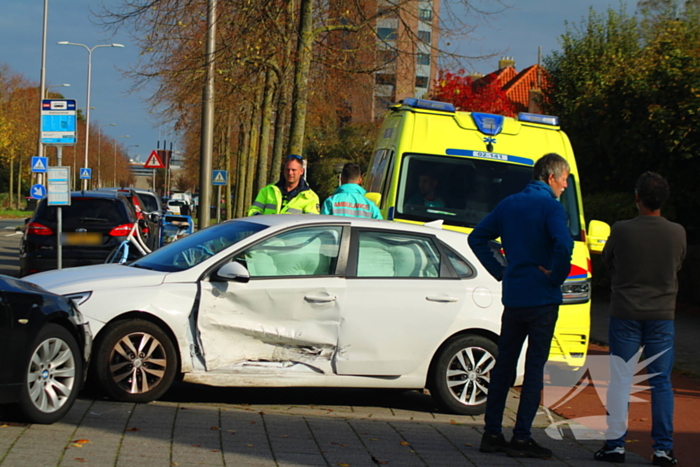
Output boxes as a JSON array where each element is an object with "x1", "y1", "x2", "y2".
[{"x1": 396, "y1": 153, "x2": 581, "y2": 239}]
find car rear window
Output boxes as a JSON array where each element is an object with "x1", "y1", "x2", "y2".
[
  {"x1": 136, "y1": 193, "x2": 159, "y2": 212},
  {"x1": 36, "y1": 198, "x2": 128, "y2": 224}
]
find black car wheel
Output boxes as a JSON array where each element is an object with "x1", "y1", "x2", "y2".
[
  {"x1": 95, "y1": 319, "x2": 177, "y2": 403},
  {"x1": 429, "y1": 334, "x2": 498, "y2": 415},
  {"x1": 18, "y1": 324, "x2": 82, "y2": 424}
]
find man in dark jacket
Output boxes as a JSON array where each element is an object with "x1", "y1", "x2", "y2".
[
  {"x1": 594, "y1": 172, "x2": 685, "y2": 467},
  {"x1": 468, "y1": 153, "x2": 574, "y2": 459}
]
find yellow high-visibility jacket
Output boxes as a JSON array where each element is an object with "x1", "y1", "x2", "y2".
[{"x1": 247, "y1": 181, "x2": 320, "y2": 216}]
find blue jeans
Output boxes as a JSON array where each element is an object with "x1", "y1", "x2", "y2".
[
  {"x1": 605, "y1": 316, "x2": 675, "y2": 451},
  {"x1": 484, "y1": 304, "x2": 559, "y2": 440}
]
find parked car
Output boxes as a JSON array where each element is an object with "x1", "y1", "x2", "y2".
[
  {"x1": 92, "y1": 188, "x2": 160, "y2": 251},
  {"x1": 0, "y1": 274, "x2": 91, "y2": 423},
  {"x1": 24, "y1": 215, "x2": 510, "y2": 415},
  {"x1": 166, "y1": 199, "x2": 190, "y2": 216},
  {"x1": 19, "y1": 191, "x2": 140, "y2": 277}
]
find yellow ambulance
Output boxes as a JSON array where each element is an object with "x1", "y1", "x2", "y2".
[{"x1": 364, "y1": 98, "x2": 610, "y2": 382}]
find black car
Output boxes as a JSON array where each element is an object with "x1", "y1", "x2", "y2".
[
  {"x1": 0, "y1": 274, "x2": 91, "y2": 423},
  {"x1": 19, "y1": 191, "x2": 141, "y2": 277},
  {"x1": 94, "y1": 188, "x2": 162, "y2": 250}
]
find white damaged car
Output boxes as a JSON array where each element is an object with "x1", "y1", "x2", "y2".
[{"x1": 24, "y1": 215, "x2": 509, "y2": 415}]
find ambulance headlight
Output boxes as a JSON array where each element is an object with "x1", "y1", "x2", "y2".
[{"x1": 561, "y1": 279, "x2": 590, "y2": 304}]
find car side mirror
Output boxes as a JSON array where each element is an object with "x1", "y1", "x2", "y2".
[
  {"x1": 215, "y1": 261, "x2": 250, "y2": 283},
  {"x1": 366, "y1": 192, "x2": 381, "y2": 206},
  {"x1": 587, "y1": 220, "x2": 610, "y2": 254}
]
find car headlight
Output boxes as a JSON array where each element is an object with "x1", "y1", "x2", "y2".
[
  {"x1": 561, "y1": 279, "x2": 590, "y2": 304},
  {"x1": 65, "y1": 291, "x2": 92, "y2": 307}
]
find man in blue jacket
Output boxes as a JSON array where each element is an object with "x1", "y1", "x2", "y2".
[
  {"x1": 468, "y1": 153, "x2": 574, "y2": 460},
  {"x1": 322, "y1": 163, "x2": 382, "y2": 219}
]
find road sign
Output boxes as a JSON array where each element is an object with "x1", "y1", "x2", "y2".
[
  {"x1": 80, "y1": 168, "x2": 92, "y2": 180},
  {"x1": 31, "y1": 156, "x2": 48, "y2": 173},
  {"x1": 41, "y1": 99, "x2": 77, "y2": 145},
  {"x1": 212, "y1": 170, "x2": 228, "y2": 185},
  {"x1": 47, "y1": 166, "x2": 71, "y2": 206},
  {"x1": 144, "y1": 150, "x2": 165, "y2": 169},
  {"x1": 30, "y1": 184, "x2": 47, "y2": 199}
]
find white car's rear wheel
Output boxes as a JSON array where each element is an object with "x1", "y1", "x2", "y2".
[
  {"x1": 429, "y1": 335, "x2": 498, "y2": 415},
  {"x1": 95, "y1": 319, "x2": 177, "y2": 403}
]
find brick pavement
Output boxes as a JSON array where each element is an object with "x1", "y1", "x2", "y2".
[{"x1": 0, "y1": 388, "x2": 651, "y2": 467}]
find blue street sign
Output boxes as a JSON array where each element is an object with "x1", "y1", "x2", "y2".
[
  {"x1": 212, "y1": 170, "x2": 228, "y2": 186},
  {"x1": 31, "y1": 184, "x2": 47, "y2": 199},
  {"x1": 41, "y1": 99, "x2": 77, "y2": 145},
  {"x1": 31, "y1": 156, "x2": 48, "y2": 173},
  {"x1": 80, "y1": 168, "x2": 92, "y2": 180}
]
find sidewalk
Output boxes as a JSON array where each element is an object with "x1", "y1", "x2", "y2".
[{"x1": 0, "y1": 386, "x2": 652, "y2": 467}]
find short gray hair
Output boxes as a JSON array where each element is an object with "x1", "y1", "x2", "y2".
[{"x1": 533, "y1": 153, "x2": 570, "y2": 182}]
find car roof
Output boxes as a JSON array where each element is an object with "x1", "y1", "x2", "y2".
[{"x1": 68, "y1": 190, "x2": 128, "y2": 200}]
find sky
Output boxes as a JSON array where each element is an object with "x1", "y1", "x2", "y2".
[{"x1": 0, "y1": 0, "x2": 637, "y2": 167}]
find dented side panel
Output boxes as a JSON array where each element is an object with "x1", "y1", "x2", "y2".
[{"x1": 197, "y1": 277, "x2": 345, "y2": 373}]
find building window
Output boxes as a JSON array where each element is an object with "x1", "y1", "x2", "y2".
[
  {"x1": 378, "y1": 49, "x2": 398, "y2": 64},
  {"x1": 418, "y1": 30, "x2": 431, "y2": 43},
  {"x1": 376, "y1": 74, "x2": 397, "y2": 86},
  {"x1": 415, "y1": 76, "x2": 429, "y2": 88},
  {"x1": 419, "y1": 9, "x2": 433, "y2": 22},
  {"x1": 377, "y1": 27, "x2": 398, "y2": 41},
  {"x1": 417, "y1": 53, "x2": 430, "y2": 66}
]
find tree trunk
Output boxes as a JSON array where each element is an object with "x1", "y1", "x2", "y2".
[
  {"x1": 245, "y1": 76, "x2": 263, "y2": 209},
  {"x1": 287, "y1": 0, "x2": 313, "y2": 156},
  {"x1": 9, "y1": 156, "x2": 14, "y2": 210},
  {"x1": 235, "y1": 121, "x2": 250, "y2": 218},
  {"x1": 257, "y1": 69, "x2": 276, "y2": 191},
  {"x1": 225, "y1": 112, "x2": 233, "y2": 220}
]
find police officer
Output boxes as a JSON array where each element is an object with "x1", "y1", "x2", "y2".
[
  {"x1": 247, "y1": 154, "x2": 320, "y2": 216},
  {"x1": 322, "y1": 163, "x2": 382, "y2": 219}
]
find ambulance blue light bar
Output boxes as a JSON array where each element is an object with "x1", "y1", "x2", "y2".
[
  {"x1": 471, "y1": 112, "x2": 504, "y2": 136},
  {"x1": 402, "y1": 98, "x2": 456, "y2": 113},
  {"x1": 517, "y1": 112, "x2": 559, "y2": 126}
]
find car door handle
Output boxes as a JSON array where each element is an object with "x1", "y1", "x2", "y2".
[
  {"x1": 304, "y1": 294, "x2": 337, "y2": 303},
  {"x1": 426, "y1": 295, "x2": 458, "y2": 303}
]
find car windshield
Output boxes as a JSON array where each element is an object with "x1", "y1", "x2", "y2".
[
  {"x1": 396, "y1": 153, "x2": 582, "y2": 239},
  {"x1": 130, "y1": 220, "x2": 268, "y2": 272}
]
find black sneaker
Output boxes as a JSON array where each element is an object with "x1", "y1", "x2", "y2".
[
  {"x1": 652, "y1": 450, "x2": 677, "y2": 467},
  {"x1": 594, "y1": 444, "x2": 625, "y2": 463},
  {"x1": 506, "y1": 437, "x2": 553, "y2": 459},
  {"x1": 479, "y1": 432, "x2": 508, "y2": 453}
]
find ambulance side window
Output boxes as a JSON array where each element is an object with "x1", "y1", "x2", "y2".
[{"x1": 367, "y1": 149, "x2": 395, "y2": 209}]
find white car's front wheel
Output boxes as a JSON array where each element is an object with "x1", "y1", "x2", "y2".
[
  {"x1": 429, "y1": 334, "x2": 498, "y2": 415},
  {"x1": 95, "y1": 319, "x2": 178, "y2": 403}
]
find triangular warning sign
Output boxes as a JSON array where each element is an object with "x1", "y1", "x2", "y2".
[
  {"x1": 81, "y1": 169, "x2": 90, "y2": 178},
  {"x1": 144, "y1": 150, "x2": 165, "y2": 169},
  {"x1": 214, "y1": 172, "x2": 225, "y2": 183},
  {"x1": 33, "y1": 159, "x2": 46, "y2": 170}
]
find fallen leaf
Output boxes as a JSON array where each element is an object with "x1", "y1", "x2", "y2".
[
  {"x1": 73, "y1": 439, "x2": 90, "y2": 444},
  {"x1": 75, "y1": 458, "x2": 86, "y2": 463},
  {"x1": 246, "y1": 444, "x2": 254, "y2": 447},
  {"x1": 399, "y1": 441, "x2": 411, "y2": 446},
  {"x1": 0, "y1": 425, "x2": 7, "y2": 428},
  {"x1": 464, "y1": 443, "x2": 472, "y2": 447},
  {"x1": 338, "y1": 464, "x2": 350, "y2": 466},
  {"x1": 192, "y1": 444, "x2": 200, "y2": 447},
  {"x1": 249, "y1": 421, "x2": 256, "y2": 424},
  {"x1": 371, "y1": 438, "x2": 379, "y2": 441},
  {"x1": 282, "y1": 435, "x2": 288, "y2": 438},
  {"x1": 71, "y1": 444, "x2": 84, "y2": 448},
  {"x1": 211, "y1": 450, "x2": 219, "y2": 452},
  {"x1": 126, "y1": 427, "x2": 140, "y2": 432},
  {"x1": 449, "y1": 420, "x2": 462, "y2": 425},
  {"x1": 210, "y1": 426, "x2": 219, "y2": 430}
]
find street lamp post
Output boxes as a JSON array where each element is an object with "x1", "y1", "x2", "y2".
[
  {"x1": 98, "y1": 123, "x2": 116, "y2": 188},
  {"x1": 45, "y1": 83, "x2": 70, "y2": 99},
  {"x1": 57, "y1": 41, "x2": 124, "y2": 190},
  {"x1": 113, "y1": 135, "x2": 129, "y2": 187}
]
